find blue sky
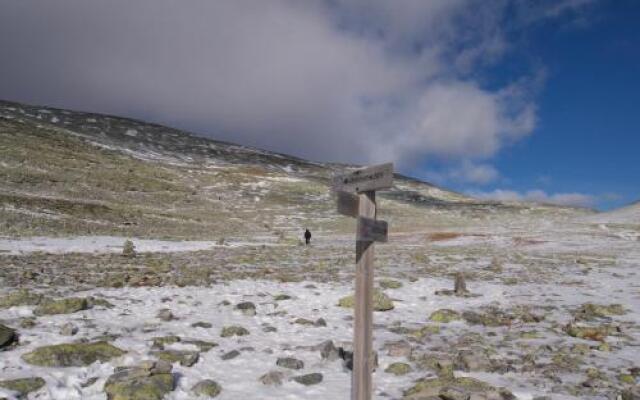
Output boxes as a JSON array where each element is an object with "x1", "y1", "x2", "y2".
[
  {"x1": 0, "y1": 0, "x2": 637, "y2": 210},
  {"x1": 417, "y1": 0, "x2": 640, "y2": 210}
]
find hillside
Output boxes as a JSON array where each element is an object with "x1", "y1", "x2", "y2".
[
  {"x1": 0, "y1": 100, "x2": 586, "y2": 240},
  {"x1": 581, "y1": 201, "x2": 640, "y2": 226}
]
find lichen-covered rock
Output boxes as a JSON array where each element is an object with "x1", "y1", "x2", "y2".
[
  {"x1": 564, "y1": 323, "x2": 619, "y2": 341},
  {"x1": 0, "y1": 324, "x2": 17, "y2": 349},
  {"x1": 403, "y1": 377, "x2": 514, "y2": 400},
  {"x1": 277, "y1": 357, "x2": 304, "y2": 370},
  {"x1": 259, "y1": 370, "x2": 285, "y2": 386},
  {"x1": 34, "y1": 297, "x2": 89, "y2": 316},
  {"x1": 379, "y1": 279, "x2": 403, "y2": 289},
  {"x1": 151, "y1": 336, "x2": 181, "y2": 350},
  {"x1": 122, "y1": 240, "x2": 136, "y2": 258},
  {"x1": 0, "y1": 377, "x2": 46, "y2": 397},
  {"x1": 385, "y1": 362, "x2": 412, "y2": 375},
  {"x1": 338, "y1": 289, "x2": 394, "y2": 311},
  {"x1": 192, "y1": 321, "x2": 212, "y2": 329},
  {"x1": 291, "y1": 373, "x2": 323, "y2": 386},
  {"x1": 574, "y1": 303, "x2": 626, "y2": 321},
  {"x1": 220, "y1": 325, "x2": 249, "y2": 337},
  {"x1": 183, "y1": 339, "x2": 217, "y2": 352},
  {"x1": 0, "y1": 289, "x2": 45, "y2": 309},
  {"x1": 21, "y1": 341, "x2": 125, "y2": 367},
  {"x1": 273, "y1": 294, "x2": 292, "y2": 301},
  {"x1": 462, "y1": 310, "x2": 513, "y2": 327},
  {"x1": 429, "y1": 309, "x2": 461, "y2": 323},
  {"x1": 383, "y1": 340, "x2": 412, "y2": 358},
  {"x1": 191, "y1": 379, "x2": 221, "y2": 398},
  {"x1": 151, "y1": 350, "x2": 199, "y2": 367},
  {"x1": 235, "y1": 302, "x2": 256, "y2": 316},
  {"x1": 104, "y1": 360, "x2": 174, "y2": 400}
]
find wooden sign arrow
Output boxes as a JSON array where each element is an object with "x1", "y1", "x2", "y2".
[
  {"x1": 357, "y1": 216, "x2": 388, "y2": 243},
  {"x1": 337, "y1": 191, "x2": 359, "y2": 218},
  {"x1": 333, "y1": 163, "x2": 393, "y2": 193}
]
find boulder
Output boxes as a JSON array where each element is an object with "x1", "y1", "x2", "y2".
[
  {"x1": 338, "y1": 289, "x2": 394, "y2": 311},
  {"x1": 0, "y1": 324, "x2": 17, "y2": 349},
  {"x1": 34, "y1": 297, "x2": 88, "y2": 316},
  {"x1": 0, "y1": 377, "x2": 46, "y2": 398},
  {"x1": 21, "y1": 341, "x2": 125, "y2": 367},
  {"x1": 191, "y1": 379, "x2": 221, "y2": 398},
  {"x1": 104, "y1": 360, "x2": 174, "y2": 400}
]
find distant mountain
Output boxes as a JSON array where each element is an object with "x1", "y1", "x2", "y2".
[
  {"x1": 0, "y1": 99, "x2": 588, "y2": 239},
  {"x1": 582, "y1": 201, "x2": 640, "y2": 226}
]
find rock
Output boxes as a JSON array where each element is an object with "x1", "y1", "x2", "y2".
[
  {"x1": 429, "y1": 309, "x2": 461, "y2": 323},
  {"x1": 262, "y1": 325, "x2": 277, "y2": 333},
  {"x1": 183, "y1": 339, "x2": 218, "y2": 352},
  {"x1": 192, "y1": 321, "x2": 212, "y2": 329},
  {"x1": 411, "y1": 353, "x2": 454, "y2": 379},
  {"x1": 21, "y1": 341, "x2": 125, "y2": 367},
  {"x1": 277, "y1": 357, "x2": 304, "y2": 370},
  {"x1": 384, "y1": 340, "x2": 412, "y2": 358},
  {"x1": 221, "y1": 350, "x2": 240, "y2": 360},
  {"x1": 574, "y1": 303, "x2": 626, "y2": 321},
  {"x1": 87, "y1": 297, "x2": 115, "y2": 309},
  {"x1": 403, "y1": 377, "x2": 514, "y2": 400},
  {"x1": 235, "y1": 302, "x2": 256, "y2": 316},
  {"x1": 0, "y1": 289, "x2": 45, "y2": 308},
  {"x1": 455, "y1": 348, "x2": 492, "y2": 372},
  {"x1": 220, "y1": 325, "x2": 249, "y2": 337},
  {"x1": 274, "y1": 294, "x2": 292, "y2": 301},
  {"x1": 0, "y1": 377, "x2": 46, "y2": 398},
  {"x1": 454, "y1": 272, "x2": 468, "y2": 294},
  {"x1": 122, "y1": 239, "x2": 136, "y2": 258},
  {"x1": 259, "y1": 370, "x2": 285, "y2": 386},
  {"x1": 314, "y1": 318, "x2": 327, "y2": 327},
  {"x1": 104, "y1": 360, "x2": 174, "y2": 400},
  {"x1": 60, "y1": 323, "x2": 78, "y2": 336},
  {"x1": 339, "y1": 348, "x2": 378, "y2": 371},
  {"x1": 156, "y1": 309, "x2": 175, "y2": 321},
  {"x1": 34, "y1": 297, "x2": 88, "y2": 316},
  {"x1": 294, "y1": 318, "x2": 315, "y2": 326},
  {"x1": 379, "y1": 279, "x2": 403, "y2": 289},
  {"x1": 20, "y1": 318, "x2": 36, "y2": 329},
  {"x1": 152, "y1": 350, "x2": 199, "y2": 367},
  {"x1": 385, "y1": 362, "x2": 412, "y2": 375},
  {"x1": 338, "y1": 289, "x2": 394, "y2": 311},
  {"x1": 151, "y1": 336, "x2": 181, "y2": 350},
  {"x1": 319, "y1": 340, "x2": 340, "y2": 361},
  {"x1": 291, "y1": 373, "x2": 323, "y2": 386},
  {"x1": 439, "y1": 386, "x2": 470, "y2": 400},
  {"x1": 80, "y1": 377, "x2": 99, "y2": 388},
  {"x1": 462, "y1": 310, "x2": 513, "y2": 327},
  {"x1": 191, "y1": 379, "x2": 222, "y2": 398},
  {"x1": 564, "y1": 323, "x2": 619, "y2": 341},
  {"x1": 0, "y1": 324, "x2": 17, "y2": 349}
]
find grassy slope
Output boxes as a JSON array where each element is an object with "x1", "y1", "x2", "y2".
[{"x1": 0, "y1": 100, "x2": 590, "y2": 239}]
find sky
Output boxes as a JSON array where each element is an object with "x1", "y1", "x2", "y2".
[{"x1": 0, "y1": 0, "x2": 637, "y2": 210}]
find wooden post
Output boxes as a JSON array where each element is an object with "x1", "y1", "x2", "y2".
[
  {"x1": 332, "y1": 163, "x2": 393, "y2": 400},
  {"x1": 352, "y1": 190, "x2": 376, "y2": 400}
]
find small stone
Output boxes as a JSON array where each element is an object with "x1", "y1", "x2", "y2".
[
  {"x1": 259, "y1": 370, "x2": 284, "y2": 386},
  {"x1": 191, "y1": 379, "x2": 221, "y2": 398},
  {"x1": 385, "y1": 362, "x2": 412, "y2": 375},
  {"x1": 235, "y1": 302, "x2": 256, "y2": 316},
  {"x1": 192, "y1": 322, "x2": 212, "y2": 329},
  {"x1": 319, "y1": 340, "x2": 340, "y2": 361},
  {"x1": 221, "y1": 350, "x2": 240, "y2": 360},
  {"x1": 291, "y1": 373, "x2": 323, "y2": 386},
  {"x1": 314, "y1": 318, "x2": 327, "y2": 327},
  {"x1": 0, "y1": 324, "x2": 17, "y2": 349},
  {"x1": 220, "y1": 325, "x2": 249, "y2": 337},
  {"x1": 60, "y1": 322, "x2": 79, "y2": 336},
  {"x1": 277, "y1": 357, "x2": 304, "y2": 370},
  {"x1": 152, "y1": 350, "x2": 199, "y2": 367},
  {"x1": 34, "y1": 297, "x2": 88, "y2": 316},
  {"x1": 274, "y1": 294, "x2": 292, "y2": 301},
  {"x1": 262, "y1": 325, "x2": 277, "y2": 333},
  {"x1": 156, "y1": 309, "x2": 175, "y2": 321},
  {"x1": 0, "y1": 377, "x2": 46, "y2": 397},
  {"x1": 429, "y1": 309, "x2": 461, "y2": 323}
]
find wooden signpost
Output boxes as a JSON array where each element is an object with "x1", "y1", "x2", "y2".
[{"x1": 333, "y1": 162, "x2": 393, "y2": 400}]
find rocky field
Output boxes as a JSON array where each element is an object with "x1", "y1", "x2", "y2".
[{"x1": 1, "y1": 100, "x2": 639, "y2": 399}]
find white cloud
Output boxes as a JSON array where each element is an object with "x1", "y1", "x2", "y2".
[
  {"x1": 0, "y1": 1, "x2": 595, "y2": 167},
  {"x1": 425, "y1": 161, "x2": 499, "y2": 185},
  {"x1": 472, "y1": 189, "x2": 596, "y2": 207}
]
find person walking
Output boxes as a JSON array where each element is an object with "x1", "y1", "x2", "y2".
[{"x1": 304, "y1": 229, "x2": 312, "y2": 245}]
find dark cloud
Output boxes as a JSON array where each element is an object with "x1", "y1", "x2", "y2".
[{"x1": 0, "y1": 0, "x2": 594, "y2": 166}]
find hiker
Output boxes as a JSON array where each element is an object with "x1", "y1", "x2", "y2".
[{"x1": 304, "y1": 229, "x2": 312, "y2": 245}]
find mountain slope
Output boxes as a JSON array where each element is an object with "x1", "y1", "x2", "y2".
[
  {"x1": 0, "y1": 100, "x2": 587, "y2": 239},
  {"x1": 581, "y1": 201, "x2": 640, "y2": 225}
]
